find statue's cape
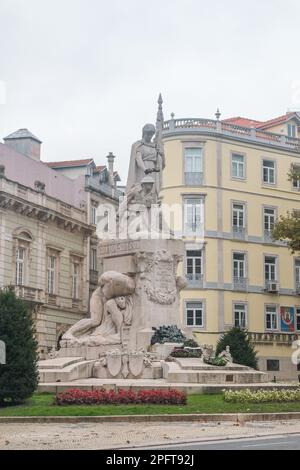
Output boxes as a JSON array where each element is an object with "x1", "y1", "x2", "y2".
[{"x1": 126, "y1": 141, "x2": 143, "y2": 194}]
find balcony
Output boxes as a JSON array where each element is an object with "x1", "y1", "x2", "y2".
[
  {"x1": 232, "y1": 227, "x2": 246, "y2": 240},
  {"x1": 163, "y1": 118, "x2": 300, "y2": 153},
  {"x1": 14, "y1": 286, "x2": 44, "y2": 304},
  {"x1": 186, "y1": 273, "x2": 203, "y2": 288},
  {"x1": 184, "y1": 172, "x2": 203, "y2": 186},
  {"x1": 233, "y1": 277, "x2": 248, "y2": 291},
  {"x1": 248, "y1": 332, "x2": 298, "y2": 345}
]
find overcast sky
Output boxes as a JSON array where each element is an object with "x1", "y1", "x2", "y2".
[{"x1": 1, "y1": 0, "x2": 300, "y2": 181}]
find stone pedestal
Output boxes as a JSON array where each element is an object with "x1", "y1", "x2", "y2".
[{"x1": 99, "y1": 238, "x2": 185, "y2": 351}]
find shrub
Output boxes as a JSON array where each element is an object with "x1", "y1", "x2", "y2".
[
  {"x1": 224, "y1": 388, "x2": 300, "y2": 404},
  {"x1": 151, "y1": 325, "x2": 186, "y2": 345},
  {"x1": 56, "y1": 388, "x2": 187, "y2": 406},
  {"x1": 204, "y1": 357, "x2": 227, "y2": 367},
  {"x1": 216, "y1": 327, "x2": 258, "y2": 369},
  {"x1": 0, "y1": 289, "x2": 39, "y2": 405}
]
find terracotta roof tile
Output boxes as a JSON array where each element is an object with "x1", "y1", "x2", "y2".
[{"x1": 46, "y1": 158, "x2": 94, "y2": 168}]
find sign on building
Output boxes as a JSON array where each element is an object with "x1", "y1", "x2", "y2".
[{"x1": 280, "y1": 306, "x2": 295, "y2": 333}]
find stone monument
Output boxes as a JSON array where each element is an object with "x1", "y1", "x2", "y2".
[
  {"x1": 57, "y1": 95, "x2": 186, "y2": 379},
  {"x1": 38, "y1": 96, "x2": 269, "y2": 388}
]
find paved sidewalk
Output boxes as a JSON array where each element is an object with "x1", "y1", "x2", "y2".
[{"x1": 0, "y1": 420, "x2": 300, "y2": 449}]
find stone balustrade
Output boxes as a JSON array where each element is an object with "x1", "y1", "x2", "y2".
[{"x1": 163, "y1": 118, "x2": 300, "y2": 153}]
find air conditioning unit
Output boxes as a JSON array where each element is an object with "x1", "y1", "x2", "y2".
[{"x1": 267, "y1": 281, "x2": 279, "y2": 293}]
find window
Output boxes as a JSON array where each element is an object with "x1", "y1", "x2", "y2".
[
  {"x1": 233, "y1": 253, "x2": 245, "y2": 279},
  {"x1": 47, "y1": 255, "x2": 56, "y2": 295},
  {"x1": 186, "y1": 302, "x2": 203, "y2": 327},
  {"x1": 296, "y1": 307, "x2": 300, "y2": 331},
  {"x1": 90, "y1": 247, "x2": 97, "y2": 271},
  {"x1": 264, "y1": 208, "x2": 276, "y2": 233},
  {"x1": 265, "y1": 305, "x2": 278, "y2": 331},
  {"x1": 184, "y1": 198, "x2": 203, "y2": 235},
  {"x1": 186, "y1": 250, "x2": 202, "y2": 283},
  {"x1": 288, "y1": 124, "x2": 296, "y2": 138},
  {"x1": 91, "y1": 206, "x2": 97, "y2": 225},
  {"x1": 232, "y1": 203, "x2": 245, "y2": 228},
  {"x1": 262, "y1": 160, "x2": 275, "y2": 184},
  {"x1": 234, "y1": 303, "x2": 247, "y2": 328},
  {"x1": 184, "y1": 148, "x2": 203, "y2": 185},
  {"x1": 16, "y1": 247, "x2": 25, "y2": 286},
  {"x1": 264, "y1": 256, "x2": 277, "y2": 282},
  {"x1": 292, "y1": 164, "x2": 300, "y2": 190},
  {"x1": 267, "y1": 360, "x2": 280, "y2": 372},
  {"x1": 72, "y1": 263, "x2": 79, "y2": 300},
  {"x1": 232, "y1": 153, "x2": 245, "y2": 179}
]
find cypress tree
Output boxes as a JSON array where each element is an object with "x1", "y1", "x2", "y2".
[
  {"x1": 216, "y1": 327, "x2": 258, "y2": 369},
  {"x1": 0, "y1": 289, "x2": 39, "y2": 405}
]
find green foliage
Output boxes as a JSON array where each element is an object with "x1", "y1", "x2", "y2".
[
  {"x1": 151, "y1": 325, "x2": 186, "y2": 345},
  {"x1": 170, "y1": 348, "x2": 202, "y2": 359},
  {"x1": 272, "y1": 212, "x2": 300, "y2": 253},
  {"x1": 224, "y1": 387, "x2": 300, "y2": 404},
  {"x1": 203, "y1": 357, "x2": 227, "y2": 367},
  {"x1": 216, "y1": 327, "x2": 258, "y2": 369},
  {"x1": 183, "y1": 338, "x2": 199, "y2": 348},
  {"x1": 0, "y1": 289, "x2": 39, "y2": 405}
]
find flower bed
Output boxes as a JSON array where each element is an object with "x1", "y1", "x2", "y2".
[
  {"x1": 224, "y1": 388, "x2": 300, "y2": 403},
  {"x1": 56, "y1": 388, "x2": 187, "y2": 406}
]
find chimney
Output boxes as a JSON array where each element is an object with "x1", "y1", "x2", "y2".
[
  {"x1": 4, "y1": 128, "x2": 42, "y2": 161},
  {"x1": 106, "y1": 152, "x2": 115, "y2": 187}
]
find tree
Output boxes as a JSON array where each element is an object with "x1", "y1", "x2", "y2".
[
  {"x1": 0, "y1": 289, "x2": 39, "y2": 405},
  {"x1": 216, "y1": 327, "x2": 258, "y2": 369},
  {"x1": 272, "y1": 165, "x2": 300, "y2": 252}
]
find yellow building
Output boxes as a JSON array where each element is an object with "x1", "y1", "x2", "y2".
[{"x1": 161, "y1": 111, "x2": 300, "y2": 380}]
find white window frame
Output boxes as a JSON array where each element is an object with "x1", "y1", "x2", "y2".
[
  {"x1": 186, "y1": 250, "x2": 203, "y2": 282},
  {"x1": 232, "y1": 203, "x2": 245, "y2": 228},
  {"x1": 264, "y1": 256, "x2": 277, "y2": 282},
  {"x1": 16, "y1": 247, "x2": 25, "y2": 286},
  {"x1": 233, "y1": 252, "x2": 246, "y2": 279},
  {"x1": 233, "y1": 303, "x2": 247, "y2": 329},
  {"x1": 185, "y1": 301, "x2": 204, "y2": 328},
  {"x1": 231, "y1": 153, "x2": 245, "y2": 179},
  {"x1": 264, "y1": 207, "x2": 276, "y2": 232},
  {"x1": 184, "y1": 147, "x2": 203, "y2": 185},
  {"x1": 288, "y1": 123, "x2": 297, "y2": 138},
  {"x1": 183, "y1": 198, "x2": 204, "y2": 236},
  {"x1": 292, "y1": 164, "x2": 300, "y2": 190},
  {"x1": 262, "y1": 159, "x2": 276, "y2": 185},
  {"x1": 265, "y1": 305, "x2": 278, "y2": 331}
]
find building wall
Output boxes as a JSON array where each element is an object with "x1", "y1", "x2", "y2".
[
  {"x1": 0, "y1": 175, "x2": 91, "y2": 356},
  {"x1": 161, "y1": 131, "x2": 300, "y2": 380}
]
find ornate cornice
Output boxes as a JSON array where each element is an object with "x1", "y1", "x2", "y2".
[{"x1": 0, "y1": 191, "x2": 95, "y2": 235}]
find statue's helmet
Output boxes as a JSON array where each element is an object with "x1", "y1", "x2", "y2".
[{"x1": 142, "y1": 123, "x2": 156, "y2": 137}]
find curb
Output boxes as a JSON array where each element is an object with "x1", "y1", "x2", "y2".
[{"x1": 1, "y1": 412, "x2": 300, "y2": 424}]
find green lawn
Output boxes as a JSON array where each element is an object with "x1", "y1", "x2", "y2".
[{"x1": 1, "y1": 393, "x2": 300, "y2": 416}]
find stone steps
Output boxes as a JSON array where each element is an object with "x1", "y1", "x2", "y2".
[
  {"x1": 39, "y1": 359, "x2": 95, "y2": 383},
  {"x1": 173, "y1": 358, "x2": 250, "y2": 371},
  {"x1": 162, "y1": 362, "x2": 268, "y2": 384}
]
